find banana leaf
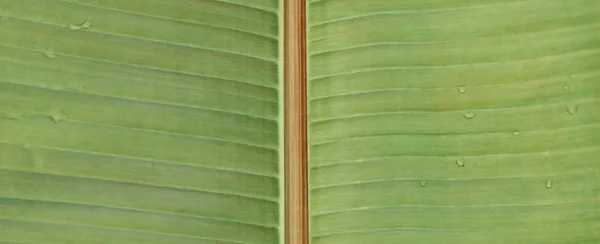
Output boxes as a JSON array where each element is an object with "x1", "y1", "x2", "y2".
[
  {"x1": 308, "y1": 0, "x2": 600, "y2": 243},
  {"x1": 0, "y1": 0, "x2": 281, "y2": 243}
]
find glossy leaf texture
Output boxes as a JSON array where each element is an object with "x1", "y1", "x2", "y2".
[
  {"x1": 308, "y1": 0, "x2": 600, "y2": 243},
  {"x1": 0, "y1": 0, "x2": 280, "y2": 243}
]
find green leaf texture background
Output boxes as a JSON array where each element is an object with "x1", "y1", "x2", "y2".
[
  {"x1": 308, "y1": 0, "x2": 600, "y2": 243},
  {"x1": 0, "y1": 0, "x2": 281, "y2": 243}
]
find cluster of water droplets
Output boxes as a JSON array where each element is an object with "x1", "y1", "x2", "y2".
[
  {"x1": 438, "y1": 156, "x2": 554, "y2": 189},
  {"x1": 455, "y1": 81, "x2": 579, "y2": 139},
  {"x1": 456, "y1": 86, "x2": 475, "y2": 119}
]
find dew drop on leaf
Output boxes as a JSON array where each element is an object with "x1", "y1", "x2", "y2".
[
  {"x1": 565, "y1": 104, "x2": 578, "y2": 115},
  {"x1": 512, "y1": 130, "x2": 521, "y2": 136},
  {"x1": 51, "y1": 115, "x2": 62, "y2": 123},
  {"x1": 81, "y1": 19, "x2": 92, "y2": 29},
  {"x1": 50, "y1": 110, "x2": 67, "y2": 123},
  {"x1": 68, "y1": 19, "x2": 92, "y2": 30},
  {"x1": 545, "y1": 178, "x2": 553, "y2": 189},
  {"x1": 563, "y1": 85, "x2": 569, "y2": 91},
  {"x1": 43, "y1": 49, "x2": 56, "y2": 59},
  {"x1": 420, "y1": 180, "x2": 427, "y2": 187},
  {"x1": 455, "y1": 158, "x2": 465, "y2": 167},
  {"x1": 457, "y1": 87, "x2": 467, "y2": 94},
  {"x1": 463, "y1": 111, "x2": 475, "y2": 119}
]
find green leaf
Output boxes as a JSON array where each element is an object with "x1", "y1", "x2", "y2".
[
  {"x1": 0, "y1": 0, "x2": 280, "y2": 243},
  {"x1": 308, "y1": 0, "x2": 600, "y2": 243}
]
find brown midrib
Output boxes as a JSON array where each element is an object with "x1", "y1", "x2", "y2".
[{"x1": 284, "y1": 0, "x2": 308, "y2": 243}]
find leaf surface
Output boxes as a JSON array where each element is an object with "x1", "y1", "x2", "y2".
[
  {"x1": 308, "y1": 0, "x2": 600, "y2": 243},
  {"x1": 0, "y1": 0, "x2": 281, "y2": 243}
]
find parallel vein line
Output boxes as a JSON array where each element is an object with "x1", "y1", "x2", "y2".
[
  {"x1": 310, "y1": 48, "x2": 600, "y2": 81},
  {"x1": 311, "y1": 145, "x2": 600, "y2": 168},
  {"x1": 0, "y1": 59, "x2": 278, "y2": 103},
  {"x1": 63, "y1": 117, "x2": 277, "y2": 150},
  {"x1": 310, "y1": 0, "x2": 552, "y2": 27},
  {"x1": 309, "y1": 70, "x2": 600, "y2": 101},
  {"x1": 309, "y1": 0, "x2": 537, "y2": 27},
  {"x1": 199, "y1": 0, "x2": 278, "y2": 13},
  {"x1": 311, "y1": 46, "x2": 600, "y2": 74},
  {"x1": 312, "y1": 117, "x2": 600, "y2": 145},
  {"x1": 0, "y1": 241, "x2": 36, "y2": 244},
  {"x1": 0, "y1": 168, "x2": 277, "y2": 202},
  {"x1": 57, "y1": 0, "x2": 278, "y2": 38},
  {"x1": 0, "y1": 44, "x2": 278, "y2": 89},
  {"x1": 309, "y1": 15, "x2": 599, "y2": 44},
  {"x1": 310, "y1": 94, "x2": 600, "y2": 122},
  {"x1": 311, "y1": 221, "x2": 600, "y2": 239},
  {"x1": 311, "y1": 198, "x2": 600, "y2": 217},
  {"x1": 310, "y1": 22, "x2": 600, "y2": 55},
  {"x1": 0, "y1": 196, "x2": 277, "y2": 228},
  {"x1": 0, "y1": 217, "x2": 253, "y2": 244},
  {"x1": 0, "y1": 141, "x2": 279, "y2": 178},
  {"x1": 309, "y1": 97, "x2": 600, "y2": 124},
  {"x1": 0, "y1": 79, "x2": 279, "y2": 123},
  {"x1": 311, "y1": 171, "x2": 599, "y2": 191},
  {"x1": 8, "y1": 16, "x2": 277, "y2": 63},
  {"x1": 65, "y1": 0, "x2": 278, "y2": 15}
]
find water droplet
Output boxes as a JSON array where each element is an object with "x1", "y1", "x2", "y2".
[
  {"x1": 545, "y1": 178, "x2": 553, "y2": 189},
  {"x1": 49, "y1": 110, "x2": 67, "y2": 123},
  {"x1": 463, "y1": 111, "x2": 475, "y2": 119},
  {"x1": 68, "y1": 19, "x2": 92, "y2": 30},
  {"x1": 43, "y1": 49, "x2": 56, "y2": 59},
  {"x1": 512, "y1": 130, "x2": 521, "y2": 136},
  {"x1": 420, "y1": 180, "x2": 427, "y2": 187},
  {"x1": 455, "y1": 158, "x2": 465, "y2": 167},
  {"x1": 51, "y1": 115, "x2": 62, "y2": 123},
  {"x1": 457, "y1": 87, "x2": 467, "y2": 94},
  {"x1": 563, "y1": 85, "x2": 569, "y2": 91},
  {"x1": 82, "y1": 19, "x2": 92, "y2": 29},
  {"x1": 565, "y1": 104, "x2": 578, "y2": 115}
]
